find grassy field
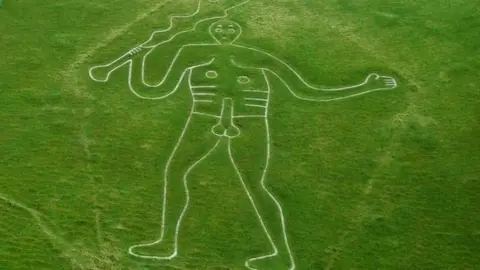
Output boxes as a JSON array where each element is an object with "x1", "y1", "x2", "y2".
[{"x1": 1, "y1": 0, "x2": 479, "y2": 269}]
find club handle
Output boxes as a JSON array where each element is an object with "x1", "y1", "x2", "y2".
[{"x1": 89, "y1": 47, "x2": 144, "y2": 82}]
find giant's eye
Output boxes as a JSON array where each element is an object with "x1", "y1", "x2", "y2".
[
  {"x1": 227, "y1": 29, "x2": 236, "y2": 34},
  {"x1": 215, "y1": 28, "x2": 223, "y2": 33}
]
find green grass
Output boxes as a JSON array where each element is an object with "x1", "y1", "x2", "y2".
[{"x1": 1, "y1": 0, "x2": 479, "y2": 269}]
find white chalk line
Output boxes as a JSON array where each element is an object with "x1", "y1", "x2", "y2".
[
  {"x1": 211, "y1": 98, "x2": 241, "y2": 138},
  {"x1": 242, "y1": 89, "x2": 270, "y2": 93},
  {"x1": 244, "y1": 97, "x2": 269, "y2": 102},
  {"x1": 67, "y1": 0, "x2": 172, "y2": 77},
  {"x1": 206, "y1": 70, "x2": 218, "y2": 79},
  {"x1": 87, "y1": 0, "x2": 204, "y2": 79},
  {"x1": 88, "y1": 0, "x2": 251, "y2": 84},
  {"x1": 89, "y1": 16, "x2": 399, "y2": 106},
  {"x1": 140, "y1": 0, "x2": 204, "y2": 48},
  {"x1": 193, "y1": 93, "x2": 216, "y2": 96},
  {"x1": 89, "y1": 8, "x2": 400, "y2": 267},
  {"x1": 191, "y1": 85, "x2": 217, "y2": 89},
  {"x1": 238, "y1": 76, "x2": 251, "y2": 84},
  {"x1": 125, "y1": 56, "x2": 214, "y2": 100},
  {"x1": 268, "y1": 70, "x2": 397, "y2": 102},
  {"x1": 194, "y1": 113, "x2": 268, "y2": 120},
  {"x1": 228, "y1": 139, "x2": 277, "y2": 269},
  {"x1": 230, "y1": 48, "x2": 398, "y2": 102},
  {"x1": 233, "y1": 44, "x2": 394, "y2": 92},
  {"x1": 89, "y1": 3, "x2": 397, "y2": 103},
  {"x1": 128, "y1": 109, "x2": 196, "y2": 259},
  {"x1": 122, "y1": 43, "x2": 293, "y2": 265},
  {"x1": 233, "y1": 114, "x2": 266, "y2": 119},
  {"x1": 141, "y1": 0, "x2": 247, "y2": 49},
  {"x1": 192, "y1": 112, "x2": 221, "y2": 119},
  {"x1": 193, "y1": 100, "x2": 214, "y2": 103},
  {"x1": 245, "y1": 104, "x2": 267, "y2": 109},
  {"x1": 227, "y1": 70, "x2": 295, "y2": 269},
  {"x1": 317, "y1": 12, "x2": 417, "y2": 269}
]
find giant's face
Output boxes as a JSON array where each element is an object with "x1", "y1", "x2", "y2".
[{"x1": 209, "y1": 20, "x2": 242, "y2": 44}]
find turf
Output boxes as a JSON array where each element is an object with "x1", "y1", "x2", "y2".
[{"x1": 1, "y1": 0, "x2": 479, "y2": 269}]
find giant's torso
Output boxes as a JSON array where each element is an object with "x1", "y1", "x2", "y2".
[{"x1": 188, "y1": 51, "x2": 271, "y2": 118}]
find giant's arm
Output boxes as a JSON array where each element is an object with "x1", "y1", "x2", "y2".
[
  {"x1": 90, "y1": 46, "x2": 191, "y2": 100},
  {"x1": 87, "y1": 0, "x2": 250, "y2": 76},
  {"x1": 238, "y1": 45, "x2": 397, "y2": 102},
  {"x1": 127, "y1": 47, "x2": 190, "y2": 99}
]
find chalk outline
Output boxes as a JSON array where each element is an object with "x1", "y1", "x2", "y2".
[
  {"x1": 238, "y1": 75, "x2": 251, "y2": 84},
  {"x1": 88, "y1": 0, "x2": 252, "y2": 262},
  {"x1": 88, "y1": 0, "x2": 250, "y2": 84},
  {"x1": 206, "y1": 70, "x2": 219, "y2": 79},
  {"x1": 228, "y1": 68, "x2": 295, "y2": 270},
  {"x1": 88, "y1": 5, "x2": 399, "y2": 268},
  {"x1": 229, "y1": 56, "x2": 398, "y2": 102},
  {"x1": 211, "y1": 98, "x2": 241, "y2": 138},
  {"x1": 128, "y1": 120, "x2": 221, "y2": 259}
]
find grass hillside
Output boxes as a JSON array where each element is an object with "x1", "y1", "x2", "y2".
[{"x1": 1, "y1": 0, "x2": 479, "y2": 269}]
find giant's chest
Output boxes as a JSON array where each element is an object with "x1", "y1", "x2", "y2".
[{"x1": 189, "y1": 58, "x2": 268, "y2": 91}]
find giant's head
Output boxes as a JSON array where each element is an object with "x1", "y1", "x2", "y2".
[{"x1": 209, "y1": 20, "x2": 242, "y2": 44}]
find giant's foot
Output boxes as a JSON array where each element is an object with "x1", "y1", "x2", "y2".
[
  {"x1": 246, "y1": 254, "x2": 294, "y2": 270},
  {"x1": 128, "y1": 240, "x2": 177, "y2": 260}
]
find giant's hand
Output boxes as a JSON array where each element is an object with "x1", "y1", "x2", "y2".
[
  {"x1": 364, "y1": 73, "x2": 398, "y2": 90},
  {"x1": 89, "y1": 46, "x2": 145, "y2": 82}
]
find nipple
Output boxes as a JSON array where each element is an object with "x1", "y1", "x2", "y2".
[{"x1": 211, "y1": 98, "x2": 240, "y2": 138}]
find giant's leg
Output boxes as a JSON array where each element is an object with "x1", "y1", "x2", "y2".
[
  {"x1": 129, "y1": 114, "x2": 220, "y2": 259},
  {"x1": 229, "y1": 118, "x2": 295, "y2": 270}
]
